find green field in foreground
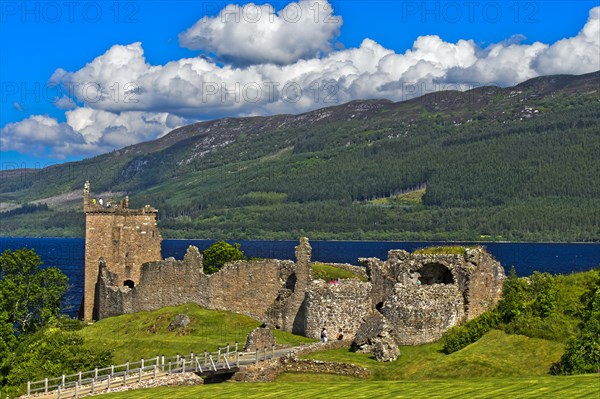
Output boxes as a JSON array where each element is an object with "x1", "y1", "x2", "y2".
[
  {"x1": 80, "y1": 304, "x2": 315, "y2": 364},
  {"x1": 100, "y1": 376, "x2": 599, "y2": 399}
]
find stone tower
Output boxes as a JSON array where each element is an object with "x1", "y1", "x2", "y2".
[{"x1": 82, "y1": 181, "x2": 162, "y2": 320}]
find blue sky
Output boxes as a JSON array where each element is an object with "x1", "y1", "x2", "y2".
[{"x1": 1, "y1": 1, "x2": 599, "y2": 166}]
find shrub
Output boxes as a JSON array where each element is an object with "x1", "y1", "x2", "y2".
[
  {"x1": 441, "y1": 311, "x2": 500, "y2": 354},
  {"x1": 202, "y1": 241, "x2": 246, "y2": 274},
  {"x1": 553, "y1": 269, "x2": 600, "y2": 374}
]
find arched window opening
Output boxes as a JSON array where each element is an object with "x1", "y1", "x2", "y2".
[
  {"x1": 417, "y1": 263, "x2": 454, "y2": 285},
  {"x1": 285, "y1": 273, "x2": 297, "y2": 291},
  {"x1": 124, "y1": 280, "x2": 135, "y2": 289}
]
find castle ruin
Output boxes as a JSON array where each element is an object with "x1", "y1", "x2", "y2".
[
  {"x1": 82, "y1": 181, "x2": 162, "y2": 320},
  {"x1": 83, "y1": 182, "x2": 505, "y2": 344}
]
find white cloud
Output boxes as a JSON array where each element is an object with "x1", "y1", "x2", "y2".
[
  {"x1": 50, "y1": 5, "x2": 599, "y2": 121},
  {"x1": 178, "y1": 0, "x2": 342, "y2": 66},
  {"x1": 4, "y1": 4, "x2": 599, "y2": 159},
  {"x1": 533, "y1": 6, "x2": 600, "y2": 75},
  {"x1": 0, "y1": 115, "x2": 84, "y2": 157},
  {"x1": 0, "y1": 110, "x2": 188, "y2": 158}
]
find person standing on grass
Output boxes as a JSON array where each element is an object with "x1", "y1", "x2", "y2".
[{"x1": 321, "y1": 326, "x2": 328, "y2": 343}]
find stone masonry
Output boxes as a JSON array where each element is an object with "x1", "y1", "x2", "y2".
[
  {"x1": 85, "y1": 183, "x2": 505, "y2": 344},
  {"x1": 82, "y1": 181, "x2": 162, "y2": 320}
]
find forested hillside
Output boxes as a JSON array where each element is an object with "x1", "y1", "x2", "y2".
[{"x1": 1, "y1": 72, "x2": 599, "y2": 241}]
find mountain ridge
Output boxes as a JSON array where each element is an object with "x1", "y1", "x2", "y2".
[{"x1": 1, "y1": 71, "x2": 599, "y2": 241}]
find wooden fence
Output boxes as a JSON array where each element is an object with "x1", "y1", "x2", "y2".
[{"x1": 24, "y1": 343, "x2": 278, "y2": 399}]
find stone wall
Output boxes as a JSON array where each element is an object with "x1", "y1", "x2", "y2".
[
  {"x1": 300, "y1": 279, "x2": 372, "y2": 339},
  {"x1": 360, "y1": 247, "x2": 504, "y2": 344},
  {"x1": 87, "y1": 180, "x2": 505, "y2": 346},
  {"x1": 464, "y1": 248, "x2": 505, "y2": 320},
  {"x1": 97, "y1": 241, "x2": 314, "y2": 333},
  {"x1": 381, "y1": 284, "x2": 465, "y2": 345},
  {"x1": 243, "y1": 328, "x2": 276, "y2": 352},
  {"x1": 231, "y1": 344, "x2": 369, "y2": 383}
]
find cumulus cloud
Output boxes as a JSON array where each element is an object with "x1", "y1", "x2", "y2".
[
  {"x1": 178, "y1": 0, "x2": 342, "y2": 66},
  {"x1": 533, "y1": 6, "x2": 600, "y2": 75},
  {"x1": 0, "y1": 110, "x2": 188, "y2": 158},
  {"x1": 0, "y1": 115, "x2": 84, "y2": 157},
  {"x1": 50, "y1": 5, "x2": 600, "y2": 120},
  {"x1": 4, "y1": 4, "x2": 599, "y2": 159}
]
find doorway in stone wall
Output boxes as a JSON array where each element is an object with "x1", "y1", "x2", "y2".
[{"x1": 124, "y1": 279, "x2": 135, "y2": 289}]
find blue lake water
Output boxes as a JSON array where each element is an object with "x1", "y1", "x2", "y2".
[{"x1": 1, "y1": 237, "x2": 599, "y2": 317}]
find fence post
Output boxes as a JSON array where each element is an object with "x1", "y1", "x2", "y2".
[
  {"x1": 204, "y1": 350, "x2": 207, "y2": 365},
  {"x1": 27, "y1": 380, "x2": 30, "y2": 395},
  {"x1": 272, "y1": 344, "x2": 275, "y2": 359},
  {"x1": 235, "y1": 341, "x2": 238, "y2": 352},
  {"x1": 218, "y1": 347, "x2": 221, "y2": 362},
  {"x1": 190, "y1": 352, "x2": 194, "y2": 364},
  {"x1": 264, "y1": 346, "x2": 267, "y2": 361},
  {"x1": 62, "y1": 373, "x2": 66, "y2": 387},
  {"x1": 138, "y1": 368, "x2": 142, "y2": 383},
  {"x1": 161, "y1": 354, "x2": 165, "y2": 369},
  {"x1": 94, "y1": 367, "x2": 98, "y2": 379},
  {"x1": 44, "y1": 377, "x2": 48, "y2": 394},
  {"x1": 111, "y1": 364, "x2": 114, "y2": 377},
  {"x1": 107, "y1": 374, "x2": 111, "y2": 391},
  {"x1": 155, "y1": 355, "x2": 159, "y2": 368},
  {"x1": 78, "y1": 371, "x2": 82, "y2": 385},
  {"x1": 57, "y1": 385, "x2": 61, "y2": 399},
  {"x1": 91, "y1": 379, "x2": 95, "y2": 394},
  {"x1": 75, "y1": 382, "x2": 78, "y2": 399},
  {"x1": 226, "y1": 343, "x2": 230, "y2": 356},
  {"x1": 168, "y1": 361, "x2": 172, "y2": 374},
  {"x1": 153, "y1": 364, "x2": 157, "y2": 379},
  {"x1": 141, "y1": 358, "x2": 145, "y2": 370}
]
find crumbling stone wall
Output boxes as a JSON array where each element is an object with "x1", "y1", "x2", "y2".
[
  {"x1": 97, "y1": 241, "x2": 314, "y2": 332},
  {"x1": 360, "y1": 247, "x2": 504, "y2": 344},
  {"x1": 300, "y1": 279, "x2": 372, "y2": 339},
  {"x1": 463, "y1": 248, "x2": 505, "y2": 320},
  {"x1": 381, "y1": 284, "x2": 465, "y2": 345},
  {"x1": 243, "y1": 328, "x2": 276, "y2": 352},
  {"x1": 87, "y1": 180, "x2": 505, "y2": 345}
]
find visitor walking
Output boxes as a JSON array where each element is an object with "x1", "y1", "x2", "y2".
[{"x1": 321, "y1": 327, "x2": 328, "y2": 343}]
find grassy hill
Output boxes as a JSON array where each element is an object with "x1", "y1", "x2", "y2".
[
  {"x1": 80, "y1": 303, "x2": 315, "y2": 364},
  {"x1": 1, "y1": 72, "x2": 599, "y2": 241},
  {"x1": 303, "y1": 330, "x2": 564, "y2": 380}
]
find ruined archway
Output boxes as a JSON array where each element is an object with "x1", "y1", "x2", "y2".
[
  {"x1": 123, "y1": 279, "x2": 135, "y2": 289},
  {"x1": 417, "y1": 263, "x2": 454, "y2": 285}
]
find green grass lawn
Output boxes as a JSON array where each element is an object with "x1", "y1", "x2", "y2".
[
  {"x1": 303, "y1": 330, "x2": 565, "y2": 380},
  {"x1": 311, "y1": 262, "x2": 368, "y2": 281},
  {"x1": 99, "y1": 375, "x2": 600, "y2": 399},
  {"x1": 80, "y1": 304, "x2": 315, "y2": 364}
]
